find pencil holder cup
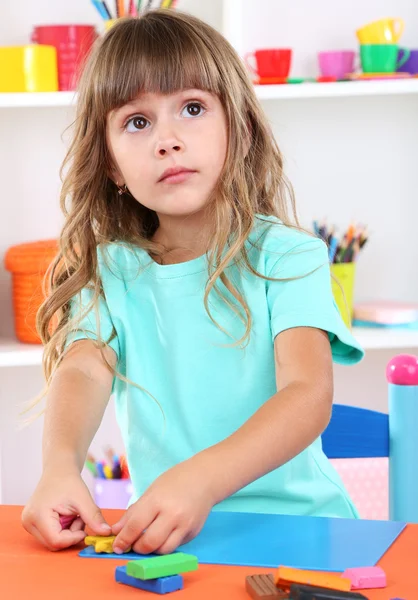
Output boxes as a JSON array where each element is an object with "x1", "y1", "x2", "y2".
[
  {"x1": 31, "y1": 25, "x2": 97, "y2": 91},
  {"x1": 93, "y1": 478, "x2": 133, "y2": 509},
  {"x1": 331, "y1": 263, "x2": 356, "y2": 328}
]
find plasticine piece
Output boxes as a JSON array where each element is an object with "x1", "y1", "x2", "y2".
[
  {"x1": 115, "y1": 566, "x2": 183, "y2": 594},
  {"x1": 80, "y1": 546, "x2": 150, "y2": 559},
  {"x1": 289, "y1": 584, "x2": 369, "y2": 599},
  {"x1": 275, "y1": 567, "x2": 351, "y2": 592},
  {"x1": 245, "y1": 574, "x2": 289, "y2": 599},
  {"x1": 126, "y1": 552, "x2": 198, "y2": 580},
  {"x1": 341, "y1": 566, "x2": 386, "y2": 589},
  {"x1": 84, "y1": 535, "x2": 131, "y2": 554}
]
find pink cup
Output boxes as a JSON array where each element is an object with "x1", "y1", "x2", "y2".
[{"x1": 318, "y1": 50, "x2": 356, "y2": 80}]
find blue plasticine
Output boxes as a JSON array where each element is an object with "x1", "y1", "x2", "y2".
[
  {"x1": 115, "y1": 566, "x2": 183, "y2": 594},
  {"x1": 79, "y1": 545, "x2": 158, "y2": 559}
]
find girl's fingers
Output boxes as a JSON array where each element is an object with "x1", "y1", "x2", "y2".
[
  {"x1": 34, "y1": 511, "x2": 87, "y2": 550},
  {"x1": 132, "y1": 515, "x2": 174, "y2": 555},
  {"x1": 27, "y1": 522, "x2": 51, "y2": 549},
  {"x1": 111, "y1": 512, "x2": 129, "y2": 535},
  {"x1": 69, "y1": 517, "x2": 86, "y2": 532},
  {"x1": 155, "y1": 528, "x2": 186, "y2": 555},
  {"x1": 113, "y1": 501, "x2": 158, "y2": 554}
]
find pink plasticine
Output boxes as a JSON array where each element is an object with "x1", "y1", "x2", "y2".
[{"x1": 342, "y1": 566, "x2": 386, "y2": 590}]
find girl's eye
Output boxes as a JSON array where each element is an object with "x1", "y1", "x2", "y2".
[
  {"x1": 181, "y1": 102, "x2": 205, "y2": 118},
  {"x1": 125, "y1": 115, "x2": 149, "y2": 132}
]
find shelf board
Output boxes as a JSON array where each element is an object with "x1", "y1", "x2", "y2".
[
  {"x1": 0, "y1": 339, "x2": 43, "y2": 367},
  {"x1": 0, "y1": 91, "x2": 75, "y2": 108},
  {"x1": 1, "y1": 327, "x2": 418, "y2": 368},
  {"x1": 255, "y1": 78, "x2": 418, "y2": 100},
  {"x1": 1, "y1": 80, "x2": 418, "y2": 107},
  {"x1": 353, "y1": 326, "x2": 418, "y2": 351}
]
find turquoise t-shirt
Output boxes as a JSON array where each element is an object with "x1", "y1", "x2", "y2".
[{"x1": 67, "y1": 215, "x2": 364, "y2": 518}]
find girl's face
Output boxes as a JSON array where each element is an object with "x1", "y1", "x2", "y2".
[{"x1": 107, "y1": 89, "x2": 228, "y2": 218}]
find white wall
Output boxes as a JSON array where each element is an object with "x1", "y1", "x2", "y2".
[{"x1": 1, "y1": 0, "x2": 417, "y2": 504}]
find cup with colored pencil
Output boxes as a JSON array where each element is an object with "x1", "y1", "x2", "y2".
[
  {"x1": 312, "y1": 220, "x2": 369, "y2": 327},
  {"x1": 91, "y1": 0, "x2": 178, "y2": 32},
  {"x1": 85, "y1": 448, "x2": 133, "y2": 509}
]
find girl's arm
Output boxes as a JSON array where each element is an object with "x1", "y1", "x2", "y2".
[
  {"x1": 42, "y1": 339, "x2": 116, "y2": 473},
  {"x1": 22, "y1": 339, "x2": 116, "y2": 550},
  {"x1": 200, "y1": 326, "x2": 333, "y2": 503}
]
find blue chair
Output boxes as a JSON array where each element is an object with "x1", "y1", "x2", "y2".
[{"x1": 321, "y1": 354, "x2": 418, "y2": 523}]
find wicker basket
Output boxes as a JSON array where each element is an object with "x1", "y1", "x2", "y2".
[{"x1": 4, "y1": 240, "x2": 58, "y2": 344}]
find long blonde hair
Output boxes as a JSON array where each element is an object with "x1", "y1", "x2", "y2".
[{"x1": 37, "y1": 9, "x2": 302, "y2": 402}]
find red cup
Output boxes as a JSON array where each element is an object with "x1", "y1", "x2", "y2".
[
  {"x1": 31, "y1": 24, "x2": 97, "y2": 91},
  {"x1": 245, "y1": 48, "x2": 292, "y2": 79}
]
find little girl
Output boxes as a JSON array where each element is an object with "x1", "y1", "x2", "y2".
[{"x1": 22, "y1": 10, "x2": 363, "y2": 555}]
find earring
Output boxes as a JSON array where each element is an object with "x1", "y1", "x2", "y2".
[{"x1": 117, "y1": 182, "x2": 128, "y2": 196}]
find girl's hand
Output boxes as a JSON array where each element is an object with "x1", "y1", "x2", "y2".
[
  {"x1": 21, "y1": 467, "x2": 112, "y2": 551},
  {"x1": 112, "y1": 458, "x2": 216, "y2": 555}
]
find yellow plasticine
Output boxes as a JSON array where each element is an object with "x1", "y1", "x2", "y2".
[{"x1": 84, "y1": 535, "x2": 132, "y2": 554}]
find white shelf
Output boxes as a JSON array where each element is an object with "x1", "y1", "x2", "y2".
[
  {"x1": 0, "y1": 339, "x2": 43, "y2": 367},
  {"x1": 1, "y1": 80, "x2": 418, "y2": 107},
  {"x1": 353, "y1": 327, "x2": 418, "y2": 351},
  {"x1": 255, "y1": 79, "x2": 418, "y2": 100},
  {"x1": 0, "y1": 92, "x2": 75, "y2": 108},
  {"x1": 1, "y1": 327, "x2": 418, "y2": 368}
]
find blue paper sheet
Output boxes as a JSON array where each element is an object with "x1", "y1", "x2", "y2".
[{"x1": 79, "y1": 510, "x2": 405, "y2": 572}]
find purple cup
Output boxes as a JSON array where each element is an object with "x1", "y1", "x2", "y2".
[
  {"x1": 93, "y1": 478, "x2": 133, "y2": 509},
  {"x1": 397, "y1": 48, "x2": 418, "y2": 73},
  {"x1": 318, "y1": 50, "x2": 356, "y2": 79}
]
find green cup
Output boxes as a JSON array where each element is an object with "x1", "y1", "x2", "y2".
[{"x1": 360, "y1": 44, "x2": 410, "y2": 73}]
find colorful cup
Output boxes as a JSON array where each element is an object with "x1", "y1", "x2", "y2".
[
  {"x1": 331, "y1": 263, "x2": 356, "y2": 328},
  {"x1": 356, "y1": 18, "x2": 404, "y2": 44},
  {"x1": 245, "y1": 48, "x2": 292, "y2": 79},
  {"x1": 31, "y1": 24, "x2": 97, "y2": 91},
  {"x1": 360, "y1": 44, "x2": 410, "y2": 73},
  {"x1": 0, "y1": 45, "x2": 58, "y2": 92},
  {"x1": 93, "y1": 478, "x2": 133, "y2": 509},
  {"x1": 318, "y1": 51, "x2": 356, "y2": 79},
  {"x1": 397, "y1": 48, "x2": 418, "y2": 74}
]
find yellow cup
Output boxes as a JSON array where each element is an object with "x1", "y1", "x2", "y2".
[
  {"x1": 0, "y1": 45, "x2": 58, "y2": 92},
  {"x1": 331, "y1": 263, "x2": 356, "y2": 328},
  {"x1": 356, "y1": 18, "x2": 404, "y2": 44}
]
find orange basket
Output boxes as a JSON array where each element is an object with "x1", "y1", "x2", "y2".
[{"x1": 4, "y1": 240, "x2": 58, "y2": 344}]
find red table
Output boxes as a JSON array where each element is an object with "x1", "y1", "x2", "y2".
[{"x1": 1, "y1": 506, "x2": 417, "y2": 598}]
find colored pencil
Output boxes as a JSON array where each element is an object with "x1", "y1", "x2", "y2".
[
  {"x1": 129, "y1": 0, "x2": 138, "y2": 15},
  {"x1": 312, "y1": 219, "x2": 369, "y2": 264},
  {"x1": 102, "y1": 0, "x2": 113, "y2": 18},
  {"x1": 91, "y1": 0, "x2": 109, "y2": 19},
  {"x1": 117, "y1": 0, "x2": 125, "y2": 17}
]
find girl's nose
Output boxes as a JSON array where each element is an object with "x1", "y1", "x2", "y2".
[{"x1": 155, "y1": 138, "x2": 184, "y2": 157}]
